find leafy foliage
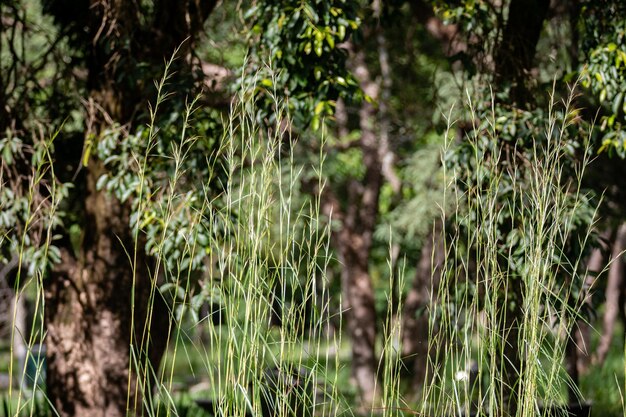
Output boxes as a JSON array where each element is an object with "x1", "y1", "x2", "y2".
[
  {"x1": 245, "y1": 0, "x2": 362, "y2": 129},
  {"x1": 92, "y1": 81, "x2": 229, "y2": 326},
  {"x1": 430, "y1": 0, "x2": 498, "y2": 76},
  {"x1": 446, "y1": 88, "x2": 598, "y2": 322},
  {"x1": 579, "y1": 1, "x2": 626, "y2": 155},
  {"x1": 0, "y1": 130, "x2": 69, "y2": 274}
]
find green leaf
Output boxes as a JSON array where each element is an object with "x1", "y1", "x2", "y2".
[
  {"x1": 314, "y1": 42, "x2": 323, "y2": 56},
  {"x1": 96, "y1": 174, "x2": 108, "y2": 191},
  {"x1": 303, "y1": 4, "x2": 319, "y2": 22},
  {"x1": 314, "y1": 101, "x2": 325, "y2": 115},
  {"x1": 326, "y1": 33, "x2": 335, "y2": 49},
  {"x1": 2, "y1": 144, "x2": 12, "y2": 165},
  {"x1": 612, "y1": 92, "x2": 623, "y2": 115},
  {"x1": 311, "y1": 115, "x2": 320, "y2": 131},
  {"x1": 160, "y1": 283, "x2": 185, "y2": 300},
  {"x1": 338, "y1": 25, "x2": 346, "y2": 40},
  {"x1": 82, "y1": 139, "x2": 92, "y2": 167},
  {"x1": 121, "y1": 186, "x2": 134, "y2": 202}
]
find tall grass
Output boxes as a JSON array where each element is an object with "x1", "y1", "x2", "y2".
[
  {"x1": 130, "y1": 64, "x2": 349, "y2": 417},
  {"x1": 1, "y1": 64, "x2": 621, "y2": 417},
  {"x1": 417, "y1": 81, "x2": 600, "y2": 417}
]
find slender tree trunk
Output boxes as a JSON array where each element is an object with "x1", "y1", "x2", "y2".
[
  {"x1": 594, "y1": 223, "x2": 626, "y2": 366},
  {"x1": 323, "y1": 37, "x2": 383, "y2": 409},
  {"x1": 0, "y1": 256, "x2": 26, "y2": 359},
  {"x1": 501, "y1": 284, "x2": 522, "y2": 417},
  {"x1": 337, "y1": 233, "x2": 379, "y2": 408},
  {"x1": 401, "y1": 221, "x2": 444, "y2": 393},
  {"x1": 375, "y1": 7, "x2": 400, "y2": 195}
]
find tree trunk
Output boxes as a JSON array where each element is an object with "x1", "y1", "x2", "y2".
[
  {"x1": 40, "y1": 2, "x2": 216, "y2": 415},
  {"x1": 572, "y1": 231, "x2": 610, "y2": 377},
  {"x1": 495, "y1": 0, "x2": 551, "y2": 103},
  {"x1": 501, "y1": 285, "x2": 522, "y2": 417},
  {"x1": 401, "y1": 221, "x2": 444, "y2": 393},
  {"x1": 45, "y1": 161, "x2": 169, "y2": 417},
  {"x1": 347, "y1": 44, "x2": 383, "y2": 409},
  {"x1": 337, "y1": 234, "x2": 379, "y2": 409},
  {"x1": 322, "y1": 38, "x2": 383, "y2": 409},
  {"x1": 594, "y1": 223, "x2": 626, "y2": 366}
]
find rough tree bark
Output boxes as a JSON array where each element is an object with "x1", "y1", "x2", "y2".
[
  {"x1": 336, "y1": 228, "x2": 379, "y2": 409},
  {"x1": 45, "y1": 162, "x2": 168, "y2": 417},
  {"x1": 42, "y1": 1, "x2": 216, "y2": 416}
]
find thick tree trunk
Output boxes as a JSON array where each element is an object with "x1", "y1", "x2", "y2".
[
  {"x1": 40, "y1": 2, "x2": 215, "y2": 415},
  {"x1": 594, "y1": 223, "x2": 626, "y2": 366},
  {"x1": 45, "y1": 161, "x2": 169, "y2": 417},
  {"x1": 401, "y1": 221, "x2": 444, "y2": 393}
]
